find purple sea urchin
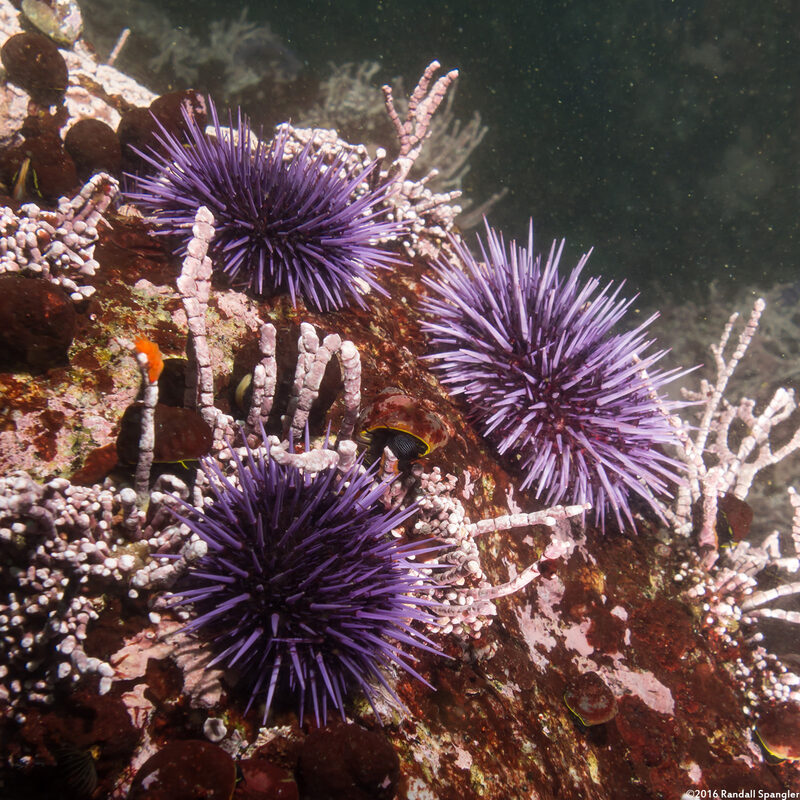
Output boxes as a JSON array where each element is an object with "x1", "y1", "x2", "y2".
[
  {"x1": 169, "y1": 438, "x2": 440, "y2": 724},
  {"x1": 422, "y1": 221, "x2": 688, "y2": 530},
  {"x1": 128, "y1": 100, "x2": 404, "y2": 311}
]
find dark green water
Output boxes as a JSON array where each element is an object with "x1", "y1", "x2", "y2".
[{"x1": 147, "y1": 0, "x2": 797, "y2": 299}]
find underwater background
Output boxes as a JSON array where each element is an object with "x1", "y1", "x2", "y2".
[{"x1": 82, "y1": 0, "x2": 797, "y2": 300}]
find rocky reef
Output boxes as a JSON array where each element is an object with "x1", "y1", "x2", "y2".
[{"x1": 1, "y1": 2, "x2": 799, "y2": 799}]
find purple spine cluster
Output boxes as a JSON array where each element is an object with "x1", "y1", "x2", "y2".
[
  {"x1": 422, "y1": 221, "x2": 687, "y2": 530},
  {"x1": 169, "y1": 440, "x2": 441, "y2": 724},
  {"x1": 129, "y1": 100, "x2": 404, "y2": 311}
]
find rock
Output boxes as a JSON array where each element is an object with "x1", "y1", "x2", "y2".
[
  {"x1": 21, "y1": 0, "x2": 82, "y2": 46},
  {"x1": 128, "y1": 740, "x2": 236, "y2": 800},
  {"x1": 64, "y1": 118, "x2": 121, "y2": 180},
  {"x1": 116, "y1": 403, "x2": 214, "y2": 465},
  {"x1": 296, "y1": 723, "x2": 399, "y2": 800},
  {"x1": 0, "y1": 275, "x2": 76, "y2": 370},
  {"x1": 1, "y1": 31, "x2": 68, "y2": 105},
  {"x1": 236, "y1": 755, "x2": 299, "y2": 800}
]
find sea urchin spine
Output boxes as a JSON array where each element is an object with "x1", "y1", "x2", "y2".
[
  {"x1": 129, "y1": 100, "x2": 405, "y2": 311},
  {"x1": 168, "y1": 437, "x2": 440, "y2": 724},
  {"x1": 422, "y1": 220, "x2": 690, "y2": 530}
]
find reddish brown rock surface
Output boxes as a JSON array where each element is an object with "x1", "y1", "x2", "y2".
[{"x1": 1, "y1": 209, "x2": 798, "y2": 799}]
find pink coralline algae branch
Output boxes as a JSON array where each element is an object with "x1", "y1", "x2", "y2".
[
  {"x1": 0, "y1": 470, "x2": 191, "y2": 724},
  {"x1": 177, "y1": 206, "x2": 220, "y2": 433},
  {"x1": 665, "y1": 299, "x2": 800, "y2": 734},
  {"x1": 0, "y1": 171, "x2": 117, "y2": 304},
  {"x1": 242, "y1": 319, "x2": 362, "y2": 449},
  {"x1": 677, "y1": 487, "x2": 800, "y2": 710},
  {"x1": 380, "y1": 60, "x2": 464, "y2": 259},
  {"x1": 382, "y1": 59, "x2": 460, "y2": 184},
  {"x1": 132, "y1": 344, "x2": 159, "y2": 502},
  {"x1": 410, "y1": 466, "x2": 588, "y2": 638},
  {"x1": 663, "y1": 297, "x2": 800, "y2": 568}
]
